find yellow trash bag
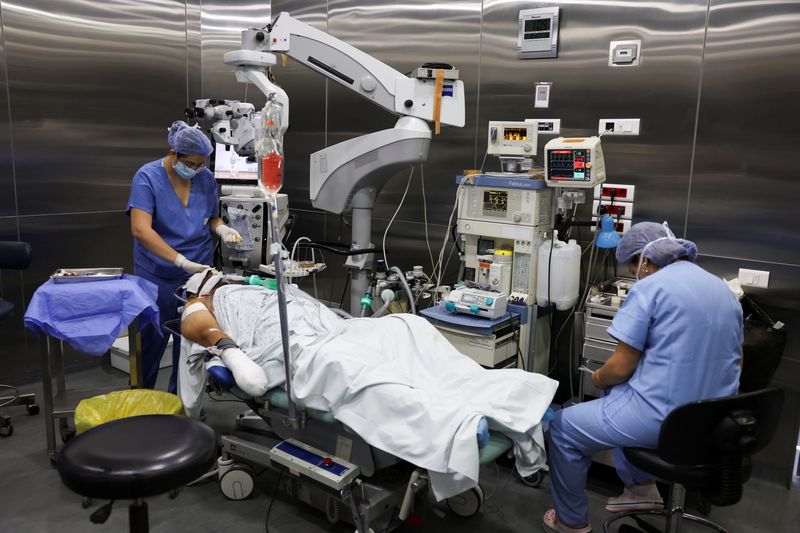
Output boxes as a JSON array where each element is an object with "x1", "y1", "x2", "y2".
[{"x1": 74, "y1": 389, "x2": 184, "y2": 434}]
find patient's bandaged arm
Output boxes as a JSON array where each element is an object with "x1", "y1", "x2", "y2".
[{"x1": 208, "y1": 338, "x2": 269, "y2": 397}]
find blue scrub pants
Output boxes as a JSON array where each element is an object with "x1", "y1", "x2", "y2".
[
  {"x1": 135, "y1": 269, "x2": 187, "y2": 392},
  {"x1": 547, "y1": 394, "x2": 661, "y2": 527}
]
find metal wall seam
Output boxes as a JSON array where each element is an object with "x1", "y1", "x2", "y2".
[
  {"x1": 683, "y1": 0, "x2": 713, "y2": 239},
  {"x1": 0, "y1": 1, "x2": 20, "y2": 241}
]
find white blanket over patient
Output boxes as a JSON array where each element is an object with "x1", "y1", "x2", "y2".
[{"x1": 182, "y1": 284, "x2": 558, "y2": 500}]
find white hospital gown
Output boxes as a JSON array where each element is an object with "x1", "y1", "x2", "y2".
[{"x1": 188, "y1": 284, "x2": 558, "y2": 500}]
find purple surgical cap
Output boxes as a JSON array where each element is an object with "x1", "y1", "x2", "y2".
[
  {"x1": 616, "y1": 221, "x2": 698, "y2": 267},
  {"x1": 167, "y1": 121, "x2": 213, "y2": 156}
]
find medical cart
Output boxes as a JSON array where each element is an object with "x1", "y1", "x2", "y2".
[
  {"x1": 421, "y1": 304, "x2": 527, "y2": 369},
  {"x1": 26, "y1": 272, "x2": 152, "y2": 462},
  {"x1": 579, "y1": 277, "x2": 635, "y2": 400}
]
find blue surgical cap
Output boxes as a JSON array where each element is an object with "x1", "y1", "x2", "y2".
[
  {"x1": 167, "y1": 121, "x2": 213, "y2": 156},
  {"x1": 616, "y1": 221, "x2": 698, "y2": 266}
]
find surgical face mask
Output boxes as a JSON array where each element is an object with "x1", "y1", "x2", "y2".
[{"x1": 173, "y1": 159, "x2": 198, "y2": 180}]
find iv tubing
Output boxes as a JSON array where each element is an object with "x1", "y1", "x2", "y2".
[{"x1": 270, "y1": 195, "x2": 299, "y2": 429}]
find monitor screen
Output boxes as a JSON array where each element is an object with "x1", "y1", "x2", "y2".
[{"x1": 213, "y1": 143, "x2": 257, "y2": 182}]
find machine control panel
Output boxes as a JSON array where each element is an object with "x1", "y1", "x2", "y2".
[
  {"x1": 545, "y1": 137, "x2": 606, "y2": 188},
  {"x1": 269, "y1": 438, "x2": 360, "y2": 491},
  {"x1": 487, "y1": 120, "x2": 539, "y2": 156},
  {"x1": 459, "y1": 179, "x2": 551, "y2": 227}
]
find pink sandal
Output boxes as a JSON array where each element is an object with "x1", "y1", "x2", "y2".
[{"x1": 542, "y1": 508, "x2": 593, "y2": 533}]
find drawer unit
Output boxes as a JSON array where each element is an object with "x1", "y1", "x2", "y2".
[
  {"x1": 584, "y1": 316, "x2": 614, "y2": 343},
  {"x1": 582, "y1": 338, "x2": 615, "y2": 364},
  {"x1": 580, "y1": 359, "x2": 603, "y2": 400}
]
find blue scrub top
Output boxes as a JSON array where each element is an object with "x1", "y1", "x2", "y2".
[
  {"x1": 127, "y1": 159, "x2": 219, "y2": 281},
  {"x1": 606, "y1": 261, "x2": 743, "y2": 423}
]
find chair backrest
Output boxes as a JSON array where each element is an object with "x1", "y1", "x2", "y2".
[
  {"x1": 658, "y1": 388, "x2": 784, "y2": 506},
  {"x1": 658, "y1": 388, "x2": 783, "y2": 465},
  {"x1": 0, "y1": 241, "x2": 32, "y2": 270}
]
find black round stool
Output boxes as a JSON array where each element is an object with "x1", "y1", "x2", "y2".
[{"x1": 57, "y1": 414, "x2": 217, "y2": 533}]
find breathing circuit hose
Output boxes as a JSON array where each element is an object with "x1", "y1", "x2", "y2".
[{"x1": 391, "y1": 266, "x2": 416, "y2": 315}]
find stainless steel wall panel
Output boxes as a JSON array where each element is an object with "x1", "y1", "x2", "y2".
[
  {"x1": 2, "y1": 0, "x2": 188, "y2": 215},
  {"x1": 200, "y1": 1, "x2": 270, "y2": 100},
  {"x1": 480, "y1": 0, "x2": 709, "y2": 238},
  {"x1": 271, "y1": 0, "x2": 329, "y2": 212},
  {"x1": 697, "y1": 254, "x2": 800, "y2": 487},
  {"x1": 326, "y1": 0, "x2": 482, "y2": 226},
  {"x1": 0, "y1": 218, "x2": 27, "y2": 383},
  {"x1": 0, "y1": 16, "x2": 15, "y2": 218},
  {"x1": 687, "y1": 0, "x2": 800, "y2": 264},
  {"x1": 187, "y1": 0, "x2": 203, "y2": 103}
]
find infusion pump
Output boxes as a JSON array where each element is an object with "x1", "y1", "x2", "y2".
[{"x1": 544, "y1": 136, "x2": 606, "y2": 188}]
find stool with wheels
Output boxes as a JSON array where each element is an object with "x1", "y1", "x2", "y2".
[{"x1": 57, "y1": 414, "x2": 218, "y2": 533}]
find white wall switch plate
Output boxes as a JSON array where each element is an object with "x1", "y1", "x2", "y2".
[{"x1": 738, "y1": 268, "x2": 770, "y2": 288}]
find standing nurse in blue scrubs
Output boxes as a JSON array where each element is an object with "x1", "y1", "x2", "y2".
[
  {"x1": 542, "y1": 222, "x2": 743, "y2": 533},
  {"x1": 127, "y1": 121, "x2": 241, "y2": 392}
]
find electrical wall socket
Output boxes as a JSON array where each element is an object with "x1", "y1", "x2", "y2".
[
  {"x1": 598, "y1": 118, "x2": 640, "y2": 136},
  {"x1": 594, "y1": 183, "x2": 635, "y2": 202},
  {"x1": 592, "y1": 199, "x2": 633, "y2": 220},
  {"x1": 738, "y1": 268, "x2": 770, "y2": 289},
  {"x1": 591, "y1": 217, "x2": 631, "y2": 234},
  {"x1": 535, "y1": 118, "x2": 561, "y2": 134}
]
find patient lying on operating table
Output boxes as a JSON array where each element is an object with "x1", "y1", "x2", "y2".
[{"x1": 178, "y1": 271, "x2": 558, "y2": 500}]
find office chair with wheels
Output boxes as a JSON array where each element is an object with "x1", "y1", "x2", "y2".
[
  {"x1": 604, "y1": 388, "x2": 784, "y2": 533},
  {"x1": 0, "y1": 241, "x2": 37, "y2": 437}
]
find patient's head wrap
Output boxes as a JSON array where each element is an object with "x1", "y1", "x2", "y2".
[
  {"x1": 616, "y1": 221, "x2": 698, "y2": 267},
  {"x1": 185, "y1": 269, "x2": 223, "y2": 297}
]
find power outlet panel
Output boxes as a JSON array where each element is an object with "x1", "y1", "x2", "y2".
[
  {"x1": 591, "y1": 217, "x2": 631, "y2": 234},
  {"x1": 592, "y1": 199, "x2": 633, "y2": 220},
  {"x1": 536, "y1": 118, "x2": 561, "y2": 134},
  {"x1": 598, "y1": 118, "x2": 640, "y2": 136},
  {"x1": 738, "y1": 268, "x2": 770, "y2": 289},
  {"x1": 594, "y1": 183, "x2": 635, "y2": 202}
]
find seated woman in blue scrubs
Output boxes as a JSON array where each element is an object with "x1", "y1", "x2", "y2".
[
  {"x1": 543, "y1": 222, "x2": 743, "y2": 533},
  {"x1": 127, "y1": 121, "x2": 241, "y2": 392}
]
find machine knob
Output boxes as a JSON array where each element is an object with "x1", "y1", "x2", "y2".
[
  {"x1": 404, "y1": 99, "x2": 413, "y2": 108},
  {"x1": 254, "y1": 237, "x2": 260, "y2": 242},
  {"x1": 322, "y1": 457, "x2": 333, "y2": 467},
  {"x1": 445, "y1": 301, "x2": 456, "y2": 313},
  {"x1": 523, "y1": 143, "x2": 532, "y2": 152},
  {"x1": 252, "y1": 204, "x2": 261, "y2": 213},
  {"x1": 255, "y1": 215, "x2": 261, "y2": 220},
  {"x1": 255, "y1": 31, "x2": 265, "y2": 42},
  {"x1": 469, "y1": 305, "x2": 480, "y2": 315},
  {"x1": 360, "y1": 75, "x2": 377, "y2": 92},
  {"x1": 586, "y1": 162, "x2": 593, "y2": 169},
  {"x1": 513, "y1": 213, "x2": 522, "y2": 223},
  {"x1": 464, "y1": 224, "x2": 471, "y2": 231}
]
